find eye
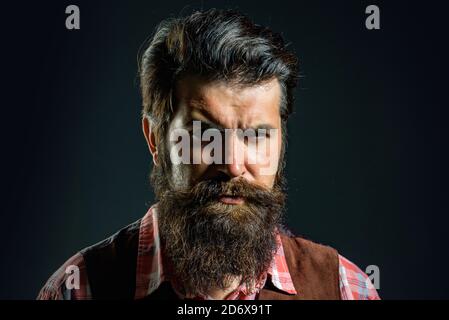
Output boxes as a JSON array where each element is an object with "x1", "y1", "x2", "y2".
[
  {"x1": 257, "y1": 129, "x2": 270, "y2": 140},
  {"x1": 239, "y1": 129, "x2": 271, "y2": 145}
]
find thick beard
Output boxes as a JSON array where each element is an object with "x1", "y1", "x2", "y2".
[{"x1": 152, "y1": 165, "x2": 286, "y2": 297}]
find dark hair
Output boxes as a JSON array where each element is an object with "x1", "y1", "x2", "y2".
[{"x1": 139, "y1": 8, "x2": 299, "y2": 136}]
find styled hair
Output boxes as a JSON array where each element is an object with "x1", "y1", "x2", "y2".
[{"x1": 139, "y1": 8, "x2": 299, "y2": 138}]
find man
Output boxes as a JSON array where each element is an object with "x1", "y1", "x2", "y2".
[{"x1": 38, "y1": 8, "x2": 379, "y2": 300}]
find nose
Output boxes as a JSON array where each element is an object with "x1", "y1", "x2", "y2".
[{"x1": 217, "y1": 130, "x2": 246, "y2": 179}]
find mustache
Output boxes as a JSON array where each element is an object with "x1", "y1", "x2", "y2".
[{"x1": 170, "y1": 177, "x2": 282, "y2": 207}]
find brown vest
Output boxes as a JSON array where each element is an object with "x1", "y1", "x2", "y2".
[
  {"x1": 82, "y1": 221, "x2": 341, "y2": 300},
  {"x1": 258, "y1": 235, "x2": 341, "y2": 300}
]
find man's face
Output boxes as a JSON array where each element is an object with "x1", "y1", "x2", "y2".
[
  {"x1": 143, "y1": 75, "x2": 286, "y2": 297},
  {"x1": 166, "y1": 75, "x2": 283, "y2": 193}
]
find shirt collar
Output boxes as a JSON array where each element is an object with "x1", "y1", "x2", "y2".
[{"x1": 134, "y1": 204, "x2": 297, "y2": 299}]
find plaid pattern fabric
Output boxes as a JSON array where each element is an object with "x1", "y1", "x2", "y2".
[
  {"x1": 339, "y1": 255, "x2": 380, "y2": 300},
  {"x1": 38, "y1": 205, "x2": 380, "y2": 300},
  {"x1": 38, "y1": 252, "x2": 91, "y2": 300}
]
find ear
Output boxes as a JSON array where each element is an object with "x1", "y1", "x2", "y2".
[{"x1": 142, "y1": 116, "x2": 159, "y2": 166}]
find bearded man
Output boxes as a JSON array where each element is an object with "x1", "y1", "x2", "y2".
[{"x1": 38, "y1": 8, "x2": 379, "y2": 300}]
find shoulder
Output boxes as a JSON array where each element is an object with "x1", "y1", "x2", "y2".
[
  {"x1": 280, "y1": 233, "x2": 339, "y2": 266},
  {"x1": 37, "y1": 252, "x2": 90, "y2": 300},
  {"x1": 37, "y1": 219, "x2": 142, "y2": 300},
  {"x1": 80, "y1": 218, "x2": 141, "y2": 264},
  {"x1": 338, "y1": 254, "x2": 380, "y2": 300},
  {"x1": 281, "y1": 234, "x2": 381, "y2": 300},
  {"x1": 278, "y1": 233, "x2": 341, "y2": 299}
]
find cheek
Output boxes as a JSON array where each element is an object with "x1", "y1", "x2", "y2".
[
  {"x1": 189, "y1": 163, "x2": 210, "y2": 182},
  {"x1": 168, "y1": 163, "x2": 202, "y2": 190},
  {"x1": 246, "y1": 134, "x2": 282, "y2": 184},
  {"x1": 165, "y1": 134, "x2": 213, "y2": 187},
  {"x1": 163, "y1": 136, "x2": 195, "y2": 189}
]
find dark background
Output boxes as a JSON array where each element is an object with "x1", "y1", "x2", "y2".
[{"x1": 0, "y1": 0, "x2": 448, "y2": 299}]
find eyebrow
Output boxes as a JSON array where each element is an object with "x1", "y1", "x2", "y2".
[
  {"x1": 185, "y1": 118, "x2": 225, "y2": 132},
  {"x1": 187, "y1": 104, "x2": 277, "y2": 132}
]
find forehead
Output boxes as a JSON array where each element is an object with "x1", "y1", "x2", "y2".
[{"x1": 173, "y1": 75, "x2": 282, "y2": 128}]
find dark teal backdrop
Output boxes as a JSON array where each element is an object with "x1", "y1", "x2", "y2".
[{"x1": 0, "y1": 0, "x2": 448, "y2": 299}]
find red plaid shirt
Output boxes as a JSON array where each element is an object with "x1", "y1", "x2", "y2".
[{"x1": 38, "y1": 205, "x2": 380, "y2": 300}]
